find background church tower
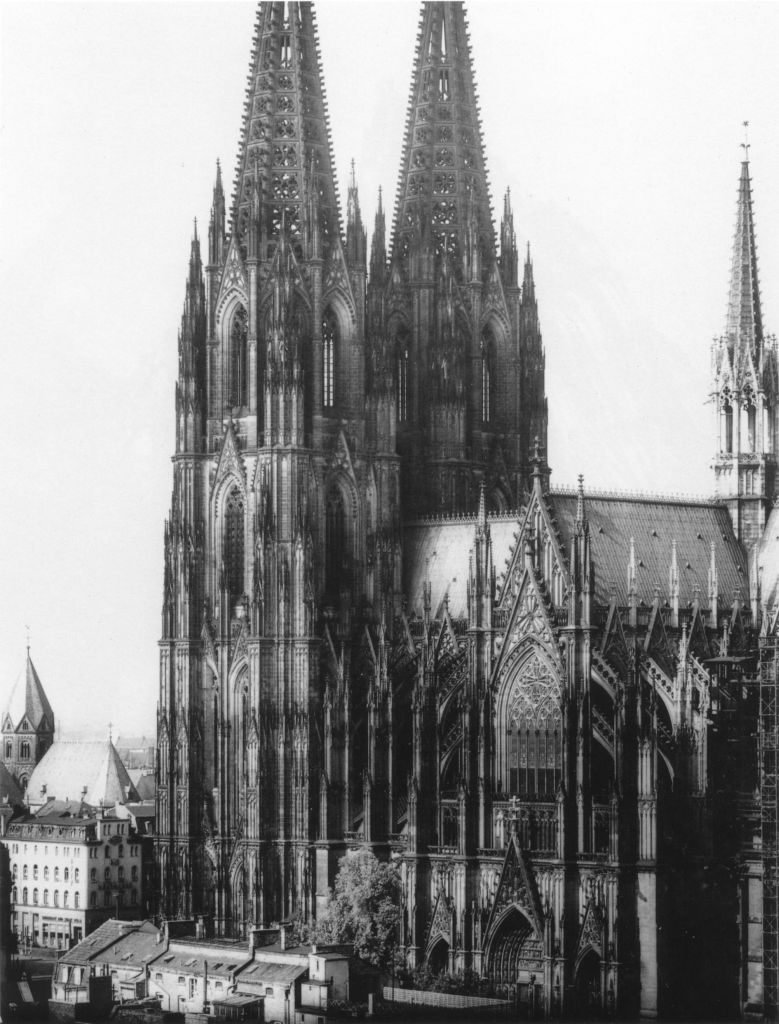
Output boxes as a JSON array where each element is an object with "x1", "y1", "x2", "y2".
[
  {"x1": 1, "y1": 651, "x2": 55, "y2": 792},
  {"x1": 712, "y1": 148, "x2": 778, "y2": 547},
  {"x1": 370, "y1": 2, "x2": 547, "y2": 515}
]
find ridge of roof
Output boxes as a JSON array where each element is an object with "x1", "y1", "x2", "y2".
[{"x1": 551, "y1": 486, "x2": 721, "y2": 508}]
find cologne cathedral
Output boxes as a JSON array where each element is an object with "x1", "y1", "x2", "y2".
[{"x1": 155, "y1": 2, "x2": 778, "y2": 1018}]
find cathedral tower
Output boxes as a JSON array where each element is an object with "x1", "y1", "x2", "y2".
[
  {"x1": 712, "y1": 150, "x2": 778, "y2": 547},
  {"x1": 156, "y1": 1, "x2": 401, "y2": 933},
  {"x1": 370, "y1": 2, "x2": 547, "y2": 515}
]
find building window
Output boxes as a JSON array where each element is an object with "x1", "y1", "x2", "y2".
[
  {"x1": 22, "y1": 888, "x2": 27, "y2": 904},
  {"x1": 118, "y1": 866, "x2": 124, "y2": 882},
  {"x1": 230, "y1": 305, "x2": 249, "y2": 409},
  {"x1": 104, "y1": 868, "x2": 110, "y2": 881},
  {"x1": 43, "y1": 890, "x2": 49, "y2": 906},
  {"x1": 90, "y1": 868, "x2": 97, "y2": 883},
  {"x1": 74, "y1": 869, "x2": 79, "y2": 883},
  {"x1": 23, "y1": 865, "x2": 28, "y2": 880},
  {"x1": 482, "y1": 354, "x2": 491, "y2": 422},
  {"x1": 20, "y1": 741, "x2": 30, "y2": 759},
  {"x1": 53, "y1": 891, "x2": 59, "y2": 907},
  {"x1": 4, "y1": 740, "x2": 11, "y2": 758},
  {"x1": 131, "y1": 865, "x2": 138, "y2": 882},
  {"x1": 64, "y1": 892, "x2": 69, "y2": 908},
  {"x1": 224, "y1": 487, "x2": 245, "y2": 602},
  {"x1": 33, "y1": 865, "x2": 38, "y2": 880},
  {"x1": 326, "y1": 486, "x2": 348, "y2": 595},
  {"x1": 33, "y1": 889, "x2": 38, "y2": 905},
  {"x1": 74, "y1": 892, "x2": 80, "y2": 909},
  {"x1": 12, "y1": 887, "x2": 17, "y2": 903},
  {"x1": 118, "y1": 846, "x2": 123, "y2": 859},
  {"x1": 64, "y1": 868, "x2": 69, "y2": 882},
  {"x1": 323, "y1": 311, "x2": 336, "y2": 408},
  {"x1": 12, "y1": 865, "x2": 17, "y2": 879},
  {"x1": 44, "y1": 866, "x2": 49, "y2": 881},
  {"x1": 90, "y1": 892, "x2": 96, "y2": 908},
  {"x1": 54, "y1": 867, "x2": 59, "y2": 882},
  {"x1": 396, "y1": 346, "x2": 409, "y2": 421}
]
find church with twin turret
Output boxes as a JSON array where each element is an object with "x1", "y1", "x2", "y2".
[{"x1": 154, "y1": 3, "x2": 778, "y2": 1019}]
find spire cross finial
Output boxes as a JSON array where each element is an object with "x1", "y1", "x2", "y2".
[
  {"x1": 108, "y1": 721, "x2": 113, "y2": 743},
  {"x1": 742, "y1": 120, "x2": 750, "y2": 160},
  {"x1": 25, "y1": 624, "x2": 31, "y2": 653}
]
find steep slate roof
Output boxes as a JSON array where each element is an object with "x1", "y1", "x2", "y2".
[
  {"x1": 0, "y1": 760, "x2": 24, "y2": 805},
  {"x1": 2, "y1": 654, "x2": 54, "y2": 731},
  {"x1": 553, "y1": 490, "x2": 747, "y2": 608},
  {"x1": 92, "y1": 921, "x2": 162, "y2": 970},
  {"x1": 403, "y1": 492, "x2": 747, "y2": 618},
  {"x1": 27, "y1": 740, "x2": 139, "y2": 807},
  {"x1": 60, "y1": 919, "x2": 141, "y2": 965}
]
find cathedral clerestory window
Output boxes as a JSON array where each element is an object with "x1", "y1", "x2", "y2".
[{"x1": 326, "y1": 486, "x2": 348, "y2": 594}]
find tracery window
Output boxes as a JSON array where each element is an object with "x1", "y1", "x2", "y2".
[
  {"x1": 20, "y1": 741, "x2": 30, "y2": 759},
  {"x1": 504, "y1": 654, "x2": 562, "y2": 796},
  {"x1": 224, "y1": 487, "x2": 245, "y2": 601},
  {"x1": 230, "y1": 305, "x2": 248, "y2": 409},
  {"x1": 323, "y1": 311, "x2": 336, "y2": 408}
]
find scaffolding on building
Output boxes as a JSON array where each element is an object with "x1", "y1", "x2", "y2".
[{"x1": 760, "y1": 637, "x2": 779, "y2": 1019}]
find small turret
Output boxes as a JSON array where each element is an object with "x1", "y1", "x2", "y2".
[
  {"x1": 500, "y1": 189, "x2": 518, "y2": 288},
  {"x1": 346, "y1": 160, "x2": 366, "y2": 269}
]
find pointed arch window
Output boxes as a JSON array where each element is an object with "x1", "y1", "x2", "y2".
[
  {"x1": 481, "y1": 326, "x2": 494, "y2": 424},
  {"x1": 723, "y1": 399, "x2": 733, "y2": 453},
  {"x1": 503, "y1": 655, "x2": 562, "y2": 797},
  {"x1": 323, "y1": 311, "x2": 336, "y2": 409},
  {"x1": 230, "y1": 305, "x2": 248, "y2": 409},
  {"x1": 224, "y1": 487, "x2": 245, "y2": 601},
  {"x1": 397, "y1": 347, "x2": 409, "y2": 421}
]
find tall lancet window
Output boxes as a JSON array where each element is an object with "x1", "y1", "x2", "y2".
[
  {"x1": 323, "y1": 311, "x2": 336, "y2": 409},
  {"x1": 481, "y1": 326, "x2": 494, "y2": 423},
  {"x1": 397, "y1": 347, "x2": 409, "y2": 421},
  {"x1": 224, "y1": 487, "x2": 245, "y2": 601},
  {"x1": 326, "y1": 486, "x2": 348, "y2": 594},
  {"x1": 723, "y1": 400, "x2": 733, "y2": 453},
  {"x1": 230, "y1": 306, "x2": 248, "y2": 409}
]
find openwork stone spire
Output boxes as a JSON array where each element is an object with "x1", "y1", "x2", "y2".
[
  {"x1": 232, "y1": 1, "x2": 341, "y2": 257},
  {"x1": 390, "y1": 1, "x2": 495, "y2": 272}
]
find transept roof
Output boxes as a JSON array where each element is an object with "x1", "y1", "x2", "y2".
[{"x1": 26, "y1": 739, "x2": 139, "y2": 808}]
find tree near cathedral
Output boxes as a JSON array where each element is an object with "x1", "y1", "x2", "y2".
[{"x1": 314, "y1": 851, "x2": 400, "y2": 972}]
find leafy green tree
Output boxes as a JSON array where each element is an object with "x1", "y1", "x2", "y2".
[{"x1": 314, "y1": 850, "x2": 400, "y2": 971}]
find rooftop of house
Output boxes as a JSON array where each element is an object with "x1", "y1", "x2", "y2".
[{"x1": 27, "y1": 739, "x2": 138, "y2": 808}]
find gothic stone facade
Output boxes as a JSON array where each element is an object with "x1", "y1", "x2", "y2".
[{"x1": 155, "y1": 3, "x2": 776, "y2": 1019}]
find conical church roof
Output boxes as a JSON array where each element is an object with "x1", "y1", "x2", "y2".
[
  {"x1": 2, "y1": 653, "x2": 54, "y2": 732},
  {"x1": 26, "y1": 739, "x2": 138, "y2": 808}
]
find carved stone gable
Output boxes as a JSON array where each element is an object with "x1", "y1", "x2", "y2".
[
  {"x1": 485, "y1": 833, "x2": 543, "y2": 941},
  {"x1": 425, "y1": 890, "x2": 454, "y2": 952},
  {"x1": 212, "y1": 422, "x2": 247, "y2": 498},
  {"x1": 578, "y1": 898, "x2": 604, "y2": 957}
]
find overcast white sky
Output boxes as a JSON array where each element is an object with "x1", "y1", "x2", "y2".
[{"x1": 1, "y1": 2, "x2": 778, "y2": 738}]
